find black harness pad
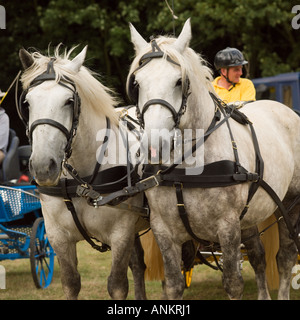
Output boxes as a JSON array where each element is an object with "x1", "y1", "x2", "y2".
[
  {"x1": 37, "y1": 166, "x2": 140, "y2": 197},
  {"x1": 143, "y1": 160, "x2": 252, "y2": 188}
]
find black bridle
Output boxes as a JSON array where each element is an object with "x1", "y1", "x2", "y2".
[
  {"x1": 127, "y1": 39, "x2": 190, "y2": 129},
  {"x1": 18, "y1": 58, "x2": 81, "y2": 160}
]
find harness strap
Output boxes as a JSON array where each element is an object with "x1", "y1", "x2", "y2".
[
  {"x1": 142, "y1": 99, "x2": 179, "y2": 125},
  {"x1": 170, "y1": 101, "x2": 300, "y2": 253},
  {"x1": 219, "y1": 106, "x2": 242, "y2": 173},
  {"x1": 29, "y1": 118, "x2": 71, "y2": 142},
  {"x1": 160, "y1": 101, "x2": 223, "y2": 176},
  {"x1": 239, "y1": 120, "x2": 264, "y2": 220},
  {"x1": 93, "y1": 172, "x2": 162, "y2": 206},
  {"x1": 196, "y1": 250, "x2": 220, "y2": 271},
  {"x1": 174, "y1": 182, "x2": 210, "y2": 246},
  {"x1": 259, "y1": 179, "x2": 300, "y2": 253},
  {"x1": 89, "y1": 117, "x2": 111, "y2": 184},
  {"x1": 61, "y1": 178, "x2": 110, "y2": 252},
  {"x1": 89, "y1": 96, "x2": 247, "y2": 204},
  {"x1": 143, "y1": 161, "x2": 258, "y2": 188},
  {"x1": 174, "y1": 172, "x2": 300, "y2": 254}
]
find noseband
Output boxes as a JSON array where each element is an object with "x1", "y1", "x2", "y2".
[
  {"x1": 18, "y1": 58, "x2": 81, "y2": 159},
  {"x1": 127, "y1": 39, "x2": 190, "y2": 128}
]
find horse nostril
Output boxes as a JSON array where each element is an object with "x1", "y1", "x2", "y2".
[
  {"x1": 28, "y1": 153, "x2": 61, "y2": 185},
  {"x1": 48, "y1": 158, "x2": 58, "y2": 174}
]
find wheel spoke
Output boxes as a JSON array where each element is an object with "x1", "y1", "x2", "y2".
[{"x1": 30, "y1": 217, "x2": 55, "y2": 289}]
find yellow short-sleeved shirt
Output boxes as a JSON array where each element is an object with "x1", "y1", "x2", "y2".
[{"x1": 212, "y1": 77, "x2": 256, "y2": 103}]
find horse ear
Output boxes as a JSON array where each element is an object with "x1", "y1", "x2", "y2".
[
  {"x1": 129, "y1": 23, "x2": 148, "y2": 53},
  {"x1": 173, "y1": 18, "x2": 192, "y2": 53},
  {"x1": 19, "y1": 48, "x2": 34, "y2": 70},
  {"x1": 65, "y1": 45, "x2": 88, "y2": 73}
]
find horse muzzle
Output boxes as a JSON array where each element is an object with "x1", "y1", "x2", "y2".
[
  {"x1": 29, "y1": 154, "x2": 62, "y2": 186},
  {"x1": 140, "y1": 128, "x2": 173, "y2": 165}
]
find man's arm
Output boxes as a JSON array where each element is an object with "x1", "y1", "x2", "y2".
[{"x1": 0, "y1": 112, "x2": 9, "y2": 166}]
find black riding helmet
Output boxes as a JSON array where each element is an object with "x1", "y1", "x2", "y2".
[
  {"x1": 214, "y1": 47, "x2": 248, "y2": 87},
  {"x1": 214, "y1": 47, "x2": 248, "y2": 70}
]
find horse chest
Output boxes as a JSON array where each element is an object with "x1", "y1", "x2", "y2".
[{"x1": 146, "y1": 185, "x2": 247, "y2": 240}]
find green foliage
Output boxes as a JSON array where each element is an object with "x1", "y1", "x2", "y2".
[
  {"x1": 3, "y1": 0, "x2": 300, "y2": 89},
  {"x1": 0, "y1": 0, "x2": 299, "y2": 143},
  {"x1": 163, "y1": 0, "x2": 300, "y2": 78}
]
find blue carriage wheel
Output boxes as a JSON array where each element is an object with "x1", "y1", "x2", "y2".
[{"x1": 29, "y1": 217, "x2": 55, "y2": 289}]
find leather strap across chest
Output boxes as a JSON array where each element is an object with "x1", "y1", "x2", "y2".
[
  {"x1": 150, "y1": 98, "x2": 300, "y2": 253},
  {"x1": 37, "y1": 165, "x2": 139, "y2": 198},
  {"x1": 142, "y1": 160, "x2": 258, "y2": 189}
]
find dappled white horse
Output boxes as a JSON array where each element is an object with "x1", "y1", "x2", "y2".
[
  {"x1": 18, "y1": 46, "x2": 149, "y2": 300},
  {"x1": 128, "y1": 19, "x2": 300, "y2": 299}
]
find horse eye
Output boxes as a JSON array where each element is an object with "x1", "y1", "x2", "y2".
[
  {"x1": 65, "y1": 98, "x2": 74, "y2": 106},
  {"x1": 176, "y1": 79, "x2": 182, "y2": 87}
]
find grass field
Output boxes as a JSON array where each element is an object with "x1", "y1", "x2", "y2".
[{"x1": 1, "y1": 241, "x2": 300, "y2": 300}]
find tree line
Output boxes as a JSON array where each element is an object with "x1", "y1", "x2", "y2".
[{"x1": 0, "y1": 0, "x2": 299, "y2": 143}]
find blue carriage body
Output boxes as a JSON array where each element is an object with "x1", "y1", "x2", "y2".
[
  {"x1": 0, "y1": 185, "x2": 41, "y2": 261},
  {"x1": 253, "y1": 72, "x2": 300, "y2": 113},
  {"x1": 0, "y1": 185, "x2": 41, "y2": 223},
  {"x1": 0, "y1": 183, "x2": 55, "y2": 289}
]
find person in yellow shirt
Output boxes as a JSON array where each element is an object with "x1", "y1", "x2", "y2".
[{"x1": 212, "y1": 47, "x2": 256, "y2": 103}]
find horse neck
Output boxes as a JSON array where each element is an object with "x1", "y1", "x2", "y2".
[
  {"x1": 182, "y1": 86, "x2": 215, "y2": 132},
  {"x1": 185, "y1": 87, "x2": 235, "y2": 164}
]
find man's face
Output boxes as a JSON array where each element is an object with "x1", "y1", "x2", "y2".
[{"x1": 222, "y1": 66, "x2": 243, "y2": 83}]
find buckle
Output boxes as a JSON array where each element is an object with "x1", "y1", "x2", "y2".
[
  {"x1": 233, "y1": 172, "x2": 259, "y2": 182},
  {"x1": 139, "y1": 174, "x2": 161, "y2": 188},
  {"x1": 247, "y1": 173, "x2": 259, "y2": 182},
  {"x1": 76, "y1": 184, "x2": 101, "y2": 200},
  {"x1": 117, "y1": 108, "x2": 128, "y2": 119}
]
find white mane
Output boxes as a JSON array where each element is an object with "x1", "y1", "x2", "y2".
[
  {"x1": 21, "y1": 45, "x2": 119, "y2": 124},
  {"x1": 127, "y1": 35, "x2": 214, "y2": 95}
]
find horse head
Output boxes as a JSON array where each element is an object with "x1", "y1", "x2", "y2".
[
  {"x1": 128, "y1": 19, "x2": 214, "y2": 166},
  {"x1": 128, "y1": 19, "x2": 194, "y2": 164},
  {"x1": 19, "y1": 46, "x2": 87, "y2": 186}
]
